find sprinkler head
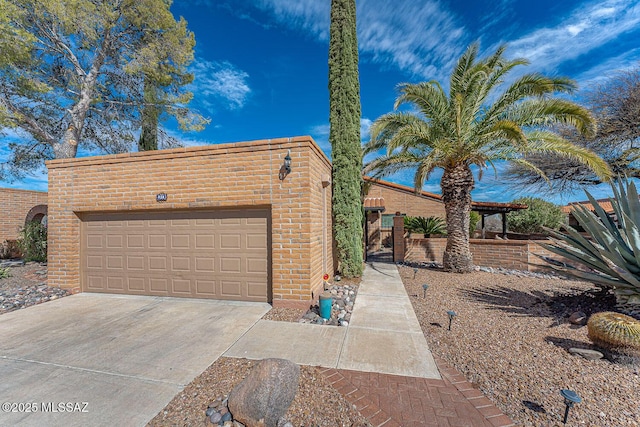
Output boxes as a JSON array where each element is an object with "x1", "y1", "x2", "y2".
[
  {"x1": 422, "y1": 284, "x2": 429, "y2": 298},
  {"x1": 447, "y1": 310, "x2": 457, "y2": 331},
  {"x1": 560, "y1": 389, "x2": 581, "y2": 424},
  {"x1": 413, "y1": 267, "x2": 418, "y2": 279}
]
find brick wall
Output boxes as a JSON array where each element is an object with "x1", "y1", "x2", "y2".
[
  {"x1": 46, "y1": 136, "x2": 332, "y2": 308},
  {"x1": 405, "y1": 238, "x2": 563, "y2": 272},
  {"x1": 365, "y1": 180, "x2": 445, "y2": 252},
  {"x1": 0, "y1": 188, "x2": 48, "y2": 241}
]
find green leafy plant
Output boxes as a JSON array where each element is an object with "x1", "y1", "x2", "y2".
[
  {"x1": 469, "y1": 211, "x2": 481, "y2": 238},
  {"x1": 587, "y1": 311, "x2": 640, "y2": 364},
  {"x1": 542, "y1": 179, "x2": 640, "y2": 317},
  {"x1": 404, "y1": 216, "x2": 446, "y2": 237},
  {"x1": 17, "y1": 221, "x2": 47, "y2": 262},
  {"x1": 0, "y1": 266, "x2": 11, "y2": 279},
  {"x1": 507, "y1": 197, "x2": 565, "y2": 234}
]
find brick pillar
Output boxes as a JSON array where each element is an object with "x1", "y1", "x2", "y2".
[{"x1": 392, "y1": 212, "x2": 405, "y2": 263}]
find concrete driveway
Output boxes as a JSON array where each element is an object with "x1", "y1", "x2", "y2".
[{"x1": 0, "y1": 294, "x2": 270, "y2": 427}]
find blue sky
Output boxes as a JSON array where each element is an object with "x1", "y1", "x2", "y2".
[{"x1": 2, "y1": 0, "x2": 640, "y2": 204}]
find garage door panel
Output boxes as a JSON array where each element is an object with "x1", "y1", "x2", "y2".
[
  {"x1": 148, "y1": 234, "x2": 167, "y2": 249},
  {"x1": 195, "y1": 257, "x2": 214, "y2": 272},
  {"x1": 220, "y1": 257, "x2": 241, "y2": 273},
  {"x1": 127, "y1": 235, "x2": 145, "y2": 248},
  {"x1": 196, "y1": 280, "x2": 216, "y2": 295},
  {"x1": 195, "y1": 235, "x2": 215, "y2": 249},
  {"x1": 171, "y1": 234, "x2": 190, "y2": 249},
  {"x1": 148, "y1": 256, "x2": 167, "y2": 271},
  {"x1": 81, "y1": 209, "x2": 269, "y2": 302},
  {"x1": 127, "y1": 256, "x2": 144, "y2": 270},
  {"x1": 106, "y1": 235, "x2": 123, "y2": 249},
  {"x1": 86, "y1": 276, "x2": 104, "y2": 290},
  {"x1": 221, "y1": 281, "x2": 242, "y2": 297},
  {"x1": 106, "y1": 255, "x2": 123, "y2": 269},
  {"x1": 220, "y1": 234, "x2": 241, "y2": 249},
  {"x1": 150, "y1": 278, "x2": 168, "y2": 292},
  {"x1": 86, "y1": 235, "x2": 103, "y2": 249},
  {"x1": 171, "y1": 257, "x2": 190, "y2": 271},
  {"x1": 220, "y1": 218, "x2": 241, "y2": 225},
  {"x1": 172, "y1": 279, "x2": 191, "y2": 294},
  {"x1": 246, "y1": 233, "x2": 267, "y2": 249},
  {"x1": 86, "y1": 256, "x2": 103, "y2": 269},
  {"x1": 107, "y1": 277, "x2": 124, "y2": 290},
  {"x1": 127, "y1": 277, "x2": 145, "y2": 291},
  {"x1": 247, "y1": 258, "x2": 267, "y2": 273}
]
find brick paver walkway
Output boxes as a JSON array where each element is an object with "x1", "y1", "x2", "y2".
[{"x1": 321, "y1": 356, "x2": 515, "y2": 427}]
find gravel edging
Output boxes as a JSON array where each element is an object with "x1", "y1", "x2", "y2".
[
  {"x1": 0, "y1": 262, "x2": 69, "y2": 315},
  {"x1": 147, "y1": 357, "x2": 371, "y2": 427},
  {"x1": 399, "y1": 265, "x2": 640, "y2": 426}
]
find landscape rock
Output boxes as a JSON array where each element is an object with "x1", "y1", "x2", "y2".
[
  {"x1": 569, "y1": 348, "x2": 604, "y2": 360},
  {"x1": 568, "y1": 311, "x2": 588, "y2": 325},
  {"x1": 228, "y1": 358, "x2": 300, "y2": 427}
]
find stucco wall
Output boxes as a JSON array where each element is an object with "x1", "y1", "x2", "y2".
[{"x1": 46, "y1": 136, "x2": 332, "y2": 308}]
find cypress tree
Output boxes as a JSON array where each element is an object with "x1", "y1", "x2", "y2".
[{"x1": 328, "y1": 0, "x2": 363, "y2": 277}]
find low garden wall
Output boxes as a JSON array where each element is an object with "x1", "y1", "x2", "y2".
[{"x1": 405, "y1": 237, "x2": 563, "y2": 272}]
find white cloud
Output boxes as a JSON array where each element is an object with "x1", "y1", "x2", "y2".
[
  {"x1": 505, "y1": 0, "x2": 640, "y2": 73},
  {"x1": 189, "y1": 60, "x2": 251, "y2": 113},
  {"x1": 360, "y1": 118, "x2": 373, "y2": 140},
  {"x1": 574, "y1": 48, "x2": 640, "y2": 87},
  {"x1": 253, "y1": 0, "x2": 465, "y2": 80}
]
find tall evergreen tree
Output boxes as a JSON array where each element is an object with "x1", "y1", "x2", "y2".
[
  {"x1": 329, "y1": 0, "x2": 363, "y2": 278},
  {"x1": 0, "y1": 0, "x2": 207, "y2": 178},
  {"x1": 138, "y1": 75, "x2": 160, "y2": 151}
]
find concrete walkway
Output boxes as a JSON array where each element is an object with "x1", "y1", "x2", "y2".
[{"x1": 224, "y1": 262, "x2": 440, "y2": 379}]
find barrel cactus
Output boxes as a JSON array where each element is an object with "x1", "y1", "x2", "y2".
[
  {"x1": 541, "y1": 179, "x2": 640, "y2": 318},
  {"x1": 587, "y1": 312, "x2": 640, "y2": 364}
]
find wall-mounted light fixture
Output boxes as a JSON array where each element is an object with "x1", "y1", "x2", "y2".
[{"x1": 279, "y1": 149, "x2": 292, "y2": 180}]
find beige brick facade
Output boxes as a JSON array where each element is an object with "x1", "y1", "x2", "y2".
[
  {"x1": 364, "y1": 178, "x2": 446, "y2": 252},
  {"x1": 405, "y1": 237, "x2": 563, "y2": 272},
  {"x1": 46, "y1": 136, "x2": 333, "y2": 308},
  {"x1": 0, "y1": 188, "x2": 48, "y2": 241}
]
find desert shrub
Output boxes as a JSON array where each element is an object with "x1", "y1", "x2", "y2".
[
  {"x1": 0, "y1": 240, "x2": 21, "y2": 259},
  {"x1": 0, "y1": 267, "x2": 10, "y2": 279},
  {"x1": 404, "y1": 216, "x2": 446, "y2": 237},
  {"x1": 507, "y1": 197, "x2": 565, "y2": 234},
  {"x1": 17, "y1": 221, "x2": 47, "y2": 262}
]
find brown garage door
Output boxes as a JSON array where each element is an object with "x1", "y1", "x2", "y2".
[{"x1": 80, "y1": 209, "x2": 269, "y2": 302}]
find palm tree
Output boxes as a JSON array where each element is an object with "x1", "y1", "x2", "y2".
[{"x1": 364, "y1": 43, "x2": 612, "y2": 273}]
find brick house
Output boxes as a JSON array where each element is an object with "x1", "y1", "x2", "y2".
[
  {"x1": 46, "y1": 136, "x2": 332, "y2": 309},
  {"x1": 0, "y1": 188, "x2": 48, "y2": 242},
  {"x1": 363, "y1": 178, "x2": 526, "y2": 253}
]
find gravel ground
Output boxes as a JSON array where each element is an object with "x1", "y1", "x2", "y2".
[
  {"x1": 0, "y1": 261, "x2": 68, "y2": 315},
  {"x1": 261, "y1": 277, "x2": 361, "y2": 324},
  {"x1": 147, "y1": 357, "x2": 371, "y2": 427},
  {"x1": 399, "y1": 265, "x2": 640, "y2": 427}
]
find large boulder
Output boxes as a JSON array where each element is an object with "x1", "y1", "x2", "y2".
[{"x1": 228, "y1": 358, "x2": 300, "y2": 427}]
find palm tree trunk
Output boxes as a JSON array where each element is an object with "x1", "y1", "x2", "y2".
[{"x1": 441, "y1": 163, "x2": 474, "y2": 273}]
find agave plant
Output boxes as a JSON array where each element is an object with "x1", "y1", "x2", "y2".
[
  {"x1": 404, "y1": 216, "x2": 447, "y2": 237},
  {"x1": 542, "y1": 179, "x2": 640, "y2": 318}
]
